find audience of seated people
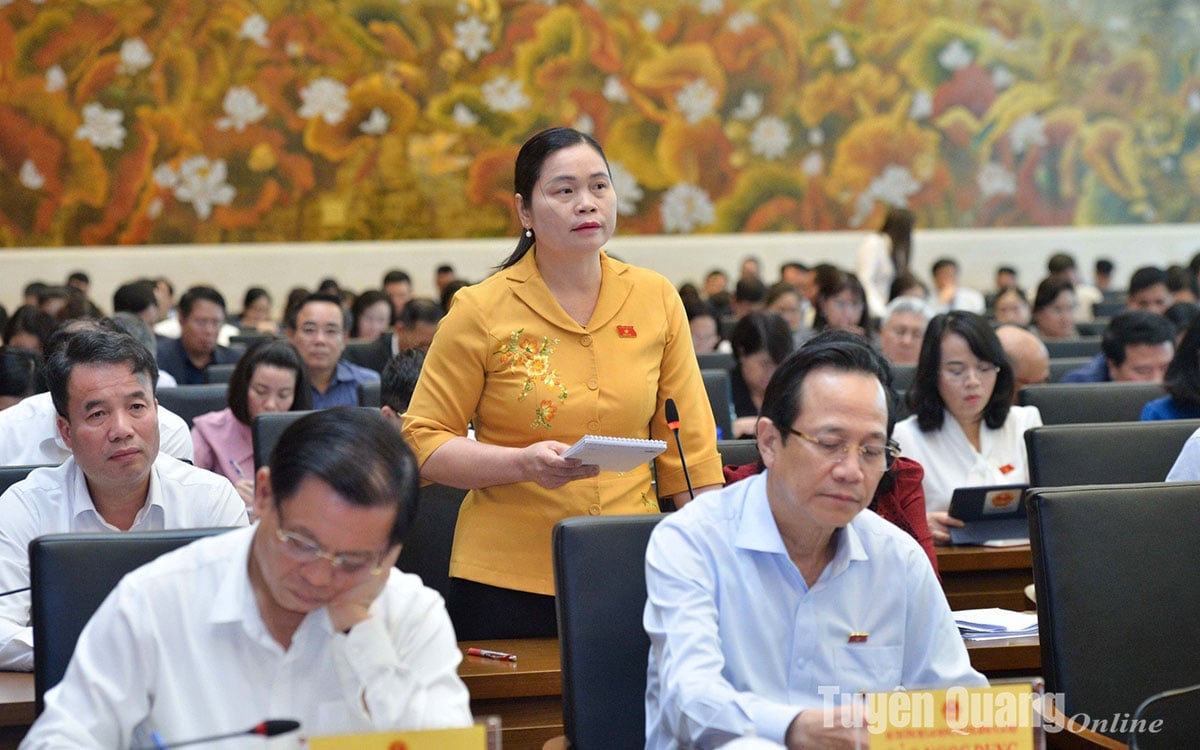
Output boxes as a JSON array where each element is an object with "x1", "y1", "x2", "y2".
[
  {"x1": 8, "y1": 243, "x2": 1200, "y2": 743},
  {"x1": 930, "y1": 257, "x2": 986, "y2": 314}
]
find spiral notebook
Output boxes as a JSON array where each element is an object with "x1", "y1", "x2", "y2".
[{"x1": 561, "y1": 435, "x2": 667, "y2": 472}]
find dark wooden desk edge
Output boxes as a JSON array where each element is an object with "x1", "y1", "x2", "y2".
[{"x1": 937, "y1": 544, "x2": 1033, "y2": 572}]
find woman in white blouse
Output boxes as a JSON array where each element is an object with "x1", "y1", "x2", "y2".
[{"x1": 892, "y1": 312, "x2": 1042, "y2": 543}]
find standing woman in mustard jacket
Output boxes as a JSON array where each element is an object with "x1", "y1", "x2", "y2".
[{"x1": 403, "y1": 127, "x2": 723, "y2": 639}]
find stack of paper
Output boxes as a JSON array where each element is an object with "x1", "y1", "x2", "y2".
[{"x1": 953, "y1": 608, "x2": 1039, "y2": 641}]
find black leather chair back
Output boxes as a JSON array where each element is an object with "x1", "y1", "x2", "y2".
[
  {"x1": 0, "y1": 465, "x2": 52, "y2": 494},
  {"x1": 696, "y1": 351, "x2": 734, "y2": 371},
  {"x1": 1047, "y1": 356, "x2": 1094, "y2": 383},
  {"x1": 252, "y1": 410, "x2": 314, "y2": 468},
  {"x1": 554, "y1": 514, "x2": 663, "y2": 750},
  {"x1": 358, "y1": 379, "x2": 382, "y2": 408},
  {"x1": 1026, "y1": 420, "x2": 1200, "y2": 486},
  {"x1": 717, "y1": 439, "x2": 760, "y2": 470},
  {"x1": 700, "y1": 368, "x2": 734, "y2": 441},
  {"x1": 155, "y1": 384, "x2": 229, "y2": 428},
  {"x1": 396, "y1": 483, "x2": 465, "y2": 598},
  {"x1": 31, "y1": 528, "x2": 230, "y2": 711},
  {"x1": 1017, "y1": 381, "x2": 1165, "y2": 424},
  {"x1": 1043, "y1": 337, "x2": 1102, "y2": 358},
  {"x1": 1028, "y1": 483, "x2": 1200, "y2": 746},
  {"x1": 203, "y1": 363, "x2": 237, "y2": 384}
]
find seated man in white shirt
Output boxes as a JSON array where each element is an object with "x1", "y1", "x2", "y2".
[
  {"x1": 0, "y1": 319, "x2": 194, "y2": 466},
  {"x1": 23, "y1": 407, "x2": 472, "y2": 748},
  {"x1": 0, "y1": 328, "x2": 247, "y2": 671},
  {"x1": 644, "y1": 333, "x2": 986, "y2": 749}
]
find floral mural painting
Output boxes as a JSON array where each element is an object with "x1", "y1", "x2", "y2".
[{"x1": 1, "y1": 0, "x2": 1198, "y2": 247}]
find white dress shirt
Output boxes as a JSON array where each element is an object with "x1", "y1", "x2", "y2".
[
  {"x1": 22, "y1": 526, "x2": 473, "y2": 749},
  {"x1": 1166, "y1": 427, "x2": 1200, "y2": 481},
  {"x1": 932, "y1": 287, "x2": 986, "y2": 315},
  {"x1": 644, "y1": 474, "x2": 986, "y2": 749},
  {"x1": 891, "y1": 405, "x2": 1042, "y2": 514},
  {"x1": 856, "y1": 233, "x2": 895, "y2": 320},
  {"x1": 0, "y1": 454, "x2": 248, "y2": 671},
  {"x1": 0, "y1": 392, "x2": 194, "y2": 466}
]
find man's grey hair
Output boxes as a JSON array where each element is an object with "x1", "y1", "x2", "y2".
[{"x1": 883, "y1": 295, "x2": 935, "y2": 324}]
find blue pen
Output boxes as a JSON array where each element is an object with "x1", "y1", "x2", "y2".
[
  {"x1": 150, "y1": 730, "x2": 167, "y2": 749},
  {"x1": 229, "y1": 460, "x2": 247, "y2": 480}
]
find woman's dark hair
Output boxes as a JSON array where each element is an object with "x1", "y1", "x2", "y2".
[
  {"x1": 242, "y1": 287, "x2": 271, "y2": 314},
  {"x1": 498, "y1": 127, "x2": 610, "y2": 270},
  {"x1": 888, "y1": 271, "x2": 928, "y2": 302},
  {"x1": 270, "y1": 407, "x2": 419, "y2": 547},
  {"x1": 0, "y1": 346, "x2": 45, "y2": 401},
  {"x1": 3, "y1": 305, "x2": 56, "y2": 352},
  {"x1": 1032, "y1": 276, "x2": 1074, "y2": 313},
  {"x1": 440, "y1": 279, "x2": 470, "y2": 314},
  {"x1": 1165, "y1": 301, "x2": 1200, "y2": 337},
  {"x1": 811, "y1": 268, "x2": 871, "y2": 332},
  {"x1": 350, "y1": 290, "x2": 392, "y2": 338},
  {"x1": 880, "y1": 207, "x2": 915, "y2": 273},
  {"x1": 1163, "y1": 318, "x2": 1200, "y2": 408},
  {"x1": 908, "y1": 311, "x2": 1014, "y2": 432},
  {"x1": 228, "y1": 339, "x2": 312, "y2": 426},
  {"x1": 729, "y1": 311, "x2": 793, "y2": 366}
]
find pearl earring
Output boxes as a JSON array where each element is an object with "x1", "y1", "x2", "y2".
[{"x1": 524, "y1": 228, "x2": 533, "y2": 238}]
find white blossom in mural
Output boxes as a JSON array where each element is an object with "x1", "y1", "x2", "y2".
[
  {"x1": 731, "y1": 92, "x2": 763, "y2": 121},
  {"x1": 603, "y1": 75, "x2": 628, "y2": 103},
  {"x1": 19, "y1": 160, "x2": 45, "y2": 190},
  {"x1": 750, "y1": 117, "x2": 792, "y2": 160},
  {"x1": 938, "y1": 39, "x2": 973, "y2": 71},
  {"x1": 608, "y1": 161, "x2": 643, "y2": 216},
  {"x1": 829, "y1": 33, "x2": 855, "y2": 68},
  {"x1": 359, "y1": 108, "x2": 390, "y2": 135},
  {"x1": 118, "y1": 38, "x2": 153, "y2": 75},
  {"x1": 482, "y1": 75, "x2": 530, "y2": 113},
  {"x1": 75, "y1": 103, "x2": 126, "y2": 149},
  {"x1": 977, "y1": 162, "x2": 1017, "y2": 198},
  {"x1": 45, "y1": 65, "x2": 65, "y2": 93},
  {"x1": 451, "y1": 103, "x2": 479, "y2": 127},
  {"x1": 676, "y1": 79, "x2": 718, "y2": 124},
  {"x1": 216, "y1": 87, "x2": 267, "y2": 132},
  {"x1": 298, "y1": 78, "x2": 350, "y2": 125},
  {"x1": 661, "y1": 183, "x2": 715, "y2": 232},
  {"x1": 454, "y1": 16, "x2": 493, "y2": 62},
  {"x1": 173, "y1": 156, "x2": 235, "y2": 220},
  {"x1": 239, "y1": 14, "x2": 269, "y2": 46},
  {"x1": 1009, "y1": 113, "x2": 1048, "y2": 155}
]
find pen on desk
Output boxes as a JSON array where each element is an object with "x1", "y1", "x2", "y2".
[
  {"x1": 229, "y1": 460, "x2": 247, "y2": 480},
  {"x1": 467, "y1": 647, "x2": 517, "y2": 661}
]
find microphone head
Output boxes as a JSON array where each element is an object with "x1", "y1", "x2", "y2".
[
  {"x1": 252, "y1": 720, "x2": 301, "y2": 737},
  {"x1": 665, "y1": 398, "x2": 680, "y2": 425}
]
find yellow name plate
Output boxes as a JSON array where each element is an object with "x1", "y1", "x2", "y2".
[
  {"x1": 308, "y1": 725, "x2": 486, "y2": 749},
  {"x1": 867, "y1": 684, "x2": 1037, "y2": 749}
]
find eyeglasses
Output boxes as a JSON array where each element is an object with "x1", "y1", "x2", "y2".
[
  {"x1": 940, "y1": 362, "x2": 998, "y2": 382},
  {"x1": 273, "y1": 527, "x2": 387, "y2": 577},
  {"x1": 786, "y1": 427, "x2": 899, "y2": 471}
]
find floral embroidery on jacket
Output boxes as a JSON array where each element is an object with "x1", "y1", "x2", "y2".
[{"x1": 496, "y1": 329, "x2": 568, "y2": 428}]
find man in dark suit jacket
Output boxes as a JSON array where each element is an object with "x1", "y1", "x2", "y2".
[
  {"x1": 345, "y1": 298, "x2": 441, "y2": 373},
  {"x1": 156, "y1": 286, "x2": 241, "y2": 385}
]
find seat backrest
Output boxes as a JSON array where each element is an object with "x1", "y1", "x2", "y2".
[
  {"x1": 1017, "y1": 381, "x2": 1165, "y2": 424},
  {"x1": 1028, "y1": 483, "x2": 1200, "y2": 745},
  {"x1": 696, "y1": 351, "x2": 734, "y2": 371},
  {"x1": 252, "y1": 410, "x2": 315, "y2": 468},
  {"x1": 0, "y1": 465, "x2": 52, "y2": 495},
  {"x1": 700, "y1": 368, "x2": 734, "y2": 440},
  {"x1": 1047, "y1": 356, "x2": 1094, "y2": 383},
  {"x1": 358, "y1": 379, "x2": 382, "y2": 408},
  {"x1": 203, "y1": 363, "x2": 237, "y2": 384},
  {"x1": 1026, "y1": 420, "x2": 1200, "y2": 486},
  {"x1": 155, "y1": 384, "x2": 229, "y2": 428},
  {"x1": 31, "y1": 528, "x2": 230, "y2": 711},
  {"x1": 1043, "y1": 337, "x2": 1102, "y2": 358},
  {"x1": 554, "y1": 514, "x2": 663, "y2": 750},
  {"x1": 890, "y1": 363, "x2": 916, "y2": 394},
  {"x1": 395, "y1": 483, "x2": 466, "y2": 598},
  {"x1": 716, "y1": 439, "x2": 760, "y2": 469}
]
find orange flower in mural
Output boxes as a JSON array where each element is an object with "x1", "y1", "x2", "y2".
[{"x1": 1, "y1": 0, "x2": 1199, "y2": 245}]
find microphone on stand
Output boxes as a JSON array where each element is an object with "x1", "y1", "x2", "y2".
[
  {"x1": 133, "y1": 719, "x2": 301, "y2": 750},
  {"x1": 665, "y1": 398, "x2": 694, "y2": 501},
  {"x1": 0, "y1": 586, "x2": 29, "y2": 598},
  {"x1": 1128, "y1": 683, "x2": 1200, "y2": 749}
]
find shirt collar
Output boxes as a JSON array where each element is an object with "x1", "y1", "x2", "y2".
[{"x1": 68, "y1": 455, "x2": 165, "y2": 530}]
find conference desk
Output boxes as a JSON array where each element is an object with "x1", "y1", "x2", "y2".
[
  {"x1": 0, "y1": 636, "x2": 1039, "y2": 750},
  {"x1": 937, "y1": 543, "x2": 1035, "y2": 611}
]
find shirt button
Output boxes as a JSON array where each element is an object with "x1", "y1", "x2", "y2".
[
  {"x1": 580, "y1": 334, "x2": 593, "y2": 347},
  {"x1": 588, "y1": 504, "x2": 602, "y2": 515},
  {"x1": 588, "y1": 420, "x2": 600, "y2": 431},
  {"x1": 587, "y1": 378, "x2": 598, "y2": 390}
]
